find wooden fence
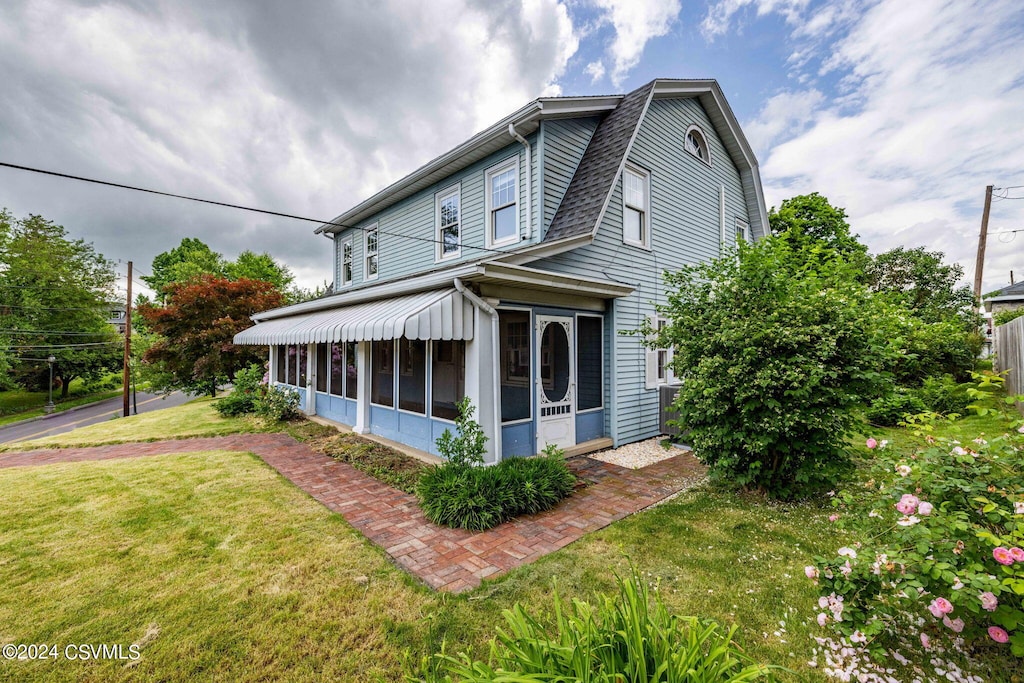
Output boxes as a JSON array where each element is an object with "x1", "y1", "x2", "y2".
[{"x1": 994, "y1": 314, "x2": 1024, "y2": 409}]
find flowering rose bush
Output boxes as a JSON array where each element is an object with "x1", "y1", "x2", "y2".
[{"x1": 807, "y1": 426, "x2": 1024, "y2": 659}]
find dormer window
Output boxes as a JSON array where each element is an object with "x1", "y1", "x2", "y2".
[{"x1": 684, "y1": 126, "x2": 710, "y2": 165}]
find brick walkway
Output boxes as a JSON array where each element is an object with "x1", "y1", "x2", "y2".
[{"x1": 0, "y1": 435, "x2": 705, "y2": 593}]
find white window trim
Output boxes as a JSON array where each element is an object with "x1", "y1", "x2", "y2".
[
  {"x1": 435, "y1": 183, "x2": 462, "y2": 262},
  {"x1": 622, "y1": 164, "x2": 651, "y2": 249},
  {"x1": 644, "y1": 316, "x2": 677, "y2": 390},
  {"x1": 363, "y1": 223, "x2": 379, "y2": 282},
  {"x1": 735, "y1": 217, "x2": 751, "y2": 243},
  {"x1": 684, "y1": 125, "x2": 712, "y2": 167},
  {"x1": 339, "y1": 235, "x2": 354, "y2": 287},
  {"x1": 485, "y1": 157, "x2": 520, "y2": 248},
  {"x1": 575, "y1": 313, "x2": 604, "y2": 413}
]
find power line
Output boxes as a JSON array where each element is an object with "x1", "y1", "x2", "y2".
[
  {"x1": 6, "y1": 342, "x2": 122, "y2": 349},
  {"x1": 0, "y1": 329, "x2": 120, "y2": 336},
  {"x1": 0, "y1": 161, "x2": 511, "y2": 256},
  {"x1": 0, "y1": 303, "x2": 108, "y2": 311}
]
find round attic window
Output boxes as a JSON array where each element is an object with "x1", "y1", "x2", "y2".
[{"x1": 684, "y1": 126, "x2": 710, "y2": 165}]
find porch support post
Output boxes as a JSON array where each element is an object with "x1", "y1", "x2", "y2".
[
  {"x1": 268, "y1": 345, "x2": 276, "y2": 386},
  {"x1": 306, "y1": 343, "x2": 317, "y2": 415},
  {"x1": 464, "y1": 306, "x2": 500, "y2": 463},
  {"x1": 353, "y1": 340, "x2": 371, "y2": 434}
]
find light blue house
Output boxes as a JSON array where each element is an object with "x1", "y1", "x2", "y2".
[{"x1": 235, "y1": 79, "x2": 768, "y2": 462}]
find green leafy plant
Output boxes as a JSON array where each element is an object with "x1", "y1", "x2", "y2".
[
  {"x1": 994, "y1": 308, "x2": 1024, "y2": 326},
  {"x1": 865, "y1": 389, "x2": 927, "y2": 427},
  {"x1": 434, "y1": 396, "x2": 487, "y2": 467},
  {"x1": 810, "y1": 385, "x2": 1024, "y2": 659},
  {"x1": 410, "y1": 566, "x2": 780, "y2": 682},
  {"x1": 916, "y1": 374, "x2": 972, "y2": 416},
  {"x1": 649, "y1": 235, "x2": 895, "y2": 500},
  {"x1": 214, "y1": 364, "x2": 266, "y2": 416},
  {"x1": 254, "y1": 384, "x2": 300, "y2": 421}
]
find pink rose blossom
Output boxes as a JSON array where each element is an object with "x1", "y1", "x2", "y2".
[
  {"x1": 1018, "y1": 425, "x2": 1024, "y2": 434},
  {"x1": 979, "y1": 592, "x2": 998, "y2": 611},
  {"x1": 1015, "y1": 501, "x2": 1024, "y2": 515},
  {"x1": 850, "y1": 630, "x2": 866, "y2": 643},
  {"x1": 838, "y1": 547, "x2": 857, "y2": 558},
  {"x1": 896, "y1": 515, "x2": 920, "y2": 527},
  {"x1": 866, "y1": 438, "x2": 878, "y2": 449},
  {"x1": 942, "y1": 615, "x2": 965, "y2": 633},
  {"x1": 920, "y1": 633, "x2": 931, "y2": 649},
  {"x1": 895, "y1": 494, "x2": 919, "y2": 515},
  {"x1": 993, "y1": 547, "x2": 1015, "y2": 565},
  {"x1": 1010, "y1": 547, "x2": 1024, "y2": 562},
  {"x1": 805, "y1": 566, "x2": 819, "y2": 580},
  {"x1": 895, "y1": 464, "x2": 912, "y2": 477},
  {"x1": 989, "y1": 626, "x2": 1010, "y2": 644},
  {"x1": 828, "y1": 514, "x2": 839, "y2": 522},
  {"x1": 917, "y1": 501, "x2": 933, "y2": 515},
  {"x1": 928, "y1": 598, "x2": 953, "y2": 618},
  {"x1": 817, "y1": 612, "x2": 828, "y2": 627}
]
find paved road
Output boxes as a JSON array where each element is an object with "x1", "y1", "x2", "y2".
[{"x1": 0, "y1": 391, "x2": 191, "y2": 445}]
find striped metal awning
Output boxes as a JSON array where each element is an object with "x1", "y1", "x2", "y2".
[{"x1": 233, "y1": 288, "x2": 475, "y2": 345}]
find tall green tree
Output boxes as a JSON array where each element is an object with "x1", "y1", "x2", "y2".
[
  {"x1": 137, "y1": 275, "x2": 283, "y2": 396},
  {"x1": 225, "y1": 250, "x2": 295, "y2": 293},
  {"x1": 0, "y1": 210, "x2": 122, "y2": 396},
  {"x1": 141, "y1": 238, "x2": 227, "y2": 300},
  {"x1": 768, "y1": 192, "x2": 870, "y2": 270},
  {"x1": 865, "y1": 246, "x2": 978, "y2": 328}
]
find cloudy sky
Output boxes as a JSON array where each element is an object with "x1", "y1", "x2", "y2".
[{"x1": 1, "y1": 0, "x2": 1022, "y2": 296}]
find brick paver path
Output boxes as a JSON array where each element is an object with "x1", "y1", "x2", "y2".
[{"x1": 1, "y1": 435, "x2": 705, "y2": 592}]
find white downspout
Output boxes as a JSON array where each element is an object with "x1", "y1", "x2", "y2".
[
  {"x1": 508, "y1": 124, "x2": 533, "y2": 241},
  {"x1": 454, "y1": 277, "x2": 503, "y2": 463}
]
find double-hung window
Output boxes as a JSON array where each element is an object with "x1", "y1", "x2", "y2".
[
  {"x1": 364, "y1": 225, "x2": 379, "y2": 280},
  {"x1": 735, "y1": 218, "x2": 750, "y2": 243},
  {"x1": 645, "y1": 317, "x2": 675, "y2": 389},
  {"x1": 623, "y1": 166, "x2": 649, "y2": 248},
  {"x1": 436, "y1": 186, "x2": 461, "y2": 260},
  {"x1": 486, "y1": 159, "x2": 518, "y2": 247},
  {"x1": 340, "y1": 236, "x2": 353, "y2": 287}
]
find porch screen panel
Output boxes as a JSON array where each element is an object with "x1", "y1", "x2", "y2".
[
  {"x1": 287, "y1": 345, "x2": 298, "y2": 386},
  {"x1": 371, "y1": 340, "x2": 394, "y2": 406},
  {"x1": 297, "y1": 345, "x2": 308, "y2": 388},
  {"x1": 577, "y1": 316, "x2": 602, "y2": 410},
  {"x1": 499, "y1": 310, "x2": 531, "y2": 422},
  {"x1": 315, "y1": 344, "x2": 329, "y2": 392},
  {"x1": 398, "y1": 338, "x2": 426, "y2": 414},
  {"x1": 345, "y1": 343, "x2": 358, "y2": 399},
  {"x1": 330, "y1": 343, "x2": 345, "y2": 397},
  {"x1": 276, "y1": 346, "x2": 287, "y2": 383},
  {"x1": 431, "y1": 340, "x2": 465, "y2": 420}
]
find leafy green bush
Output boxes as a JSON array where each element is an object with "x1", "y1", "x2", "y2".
[
  {"x1": 417, "y1": 452, "x2": 575, "y2": 531},
  {"x1": 419, "y1": 401, "x2": 575, "y2": 530},
  {"x1": 994, "y1": 308, "x2": 1024, "y2": 326},
  {"x1": 412, "y1": 566, "x2": 779, "y2": 682},
  {"x1": 214, "y1": 364, "x2": 265, "y2": 416},
  {"x1": 254, "y1": 384, "x2": 300, "y2": 421},
  {"x1": 864, "y1": 390, "x2": 927, "y2": 426},
  {"x1": 891, "y1": 317, "x2": 981, "y2": 385},
  {"x1": 652, "y1": 236, "x2": 894, "y2": 500},
  {"x1": 811, "y1": 417, "x2": 1024, "y2": 658},
  {"x1": 916, "y1": 374, "x2": 972, "y2": 415}
]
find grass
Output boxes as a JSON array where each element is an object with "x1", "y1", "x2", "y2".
[
  {"x1": 0, "y1": 378, "x2": 125, "y2": 427},
  {"x1": 306, "y1": 431, "x2": 429, "y2": 494},
  {"x1": 1, "y1": 398, "x2": 269, "y2": 450}
]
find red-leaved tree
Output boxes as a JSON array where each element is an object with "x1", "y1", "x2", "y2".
[{"x1": 137, "y1": 275, "x2": 283, "y2": 396}]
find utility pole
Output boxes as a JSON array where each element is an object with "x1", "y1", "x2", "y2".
[
  {"x1": 973, "y1": 185, "x2": 993, "y2": 301},
  {"x1": 121, "y1": 262, "x2": 132, "y2": 419}
]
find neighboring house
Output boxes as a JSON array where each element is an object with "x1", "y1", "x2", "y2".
[
  {"x1": 984, "y1": 281, "x2": 1024, "y2": 318},
  {"x1": 235, "y1": 79, "x2": 768, "y2": 462}
]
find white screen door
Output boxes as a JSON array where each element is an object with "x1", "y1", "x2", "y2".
[{"x1": 536, "y1": 315, "x2": 575, "y2": 450}]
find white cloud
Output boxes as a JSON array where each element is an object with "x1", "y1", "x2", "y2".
[
  {"x1": 592, "y1": 0, "x2": 681, "y2": 86},
  {"x1": 745, "y1": 0, "x2": 1024, "y2": 292},
  {"x1": 585, "y1": 60, "x2": 606, "y2": 83},
  {"x1": 702, "y1": 0, "x2": 808, "y2": 40},
  {"x1": 0, "y1": 0, "x2": 580, "y2": 289}
]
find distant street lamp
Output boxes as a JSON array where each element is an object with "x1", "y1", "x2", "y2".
[{"x1": 45, "y1": 355, "x2": 56, "y2": 414}]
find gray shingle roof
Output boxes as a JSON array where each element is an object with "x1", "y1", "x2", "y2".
[
  {"x1": 543, "y1": 81, "x2": 655, "y2": 243},
  {"x1": 994, "y1": 281, "x2": 1024, "y2": 298}
]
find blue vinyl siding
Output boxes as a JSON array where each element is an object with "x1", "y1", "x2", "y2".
[
  {"x1": 532, "y1": 97, "x2": 751, "y2": 445},
  {"x1": 332, "y1": 137, "x2": 540, "y2": 287}
]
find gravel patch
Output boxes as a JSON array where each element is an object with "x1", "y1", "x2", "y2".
[{"x1": 589, "y1": 436, "x2": 688, "y2": 469}]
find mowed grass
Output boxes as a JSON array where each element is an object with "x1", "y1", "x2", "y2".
[
  {"x1": 3, "y1": 398, "x2": 267, "y2": 450},
  {"x1": 0, "y1": 379, "x2": 124, "y2": 427},
  {"x1": 0, "y1": 451, "x2": 433, "y2": 682}
]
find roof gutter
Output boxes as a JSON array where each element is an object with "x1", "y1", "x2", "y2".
[{"x1": 508, "y1": 123, "x2": 533, "y2": 241}]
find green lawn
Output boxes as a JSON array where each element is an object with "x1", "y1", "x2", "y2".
[
  {"x1": 1, "y1": 398, "x2": 269, "y2": 450},
  {"x1": 0, "y1": 378, "x2": 124, "y2": 427},
  {"x1": 1, "y1": 399, "x2": 1012, "y2": 681}
]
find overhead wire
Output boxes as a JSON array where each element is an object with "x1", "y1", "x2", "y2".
[{"x1": 0, "y1": 161, "x2": 513, "y2": 256}]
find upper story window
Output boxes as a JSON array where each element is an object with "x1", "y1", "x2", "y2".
[
  {"x1": 684, "y1": 125, "x2": 711, "y2": 165},
  {"x1": 735, "y1": 218, "x2": 750, "y2": 243},
  {"x1": 486, "y1": 159, "x2": 518, "y2": 247},
  {"x1": 623, "y1": 165, "x2": 650, "y2": 248},
  {"x1": 364, "y1": 224, "x2": 379, "y2": 280},
  {"x1": 340, "y1": 236, "x2": 353, "y2": 287},
  {"x1": 436, "y1": 185, "x2": 461, "y2": 260}
]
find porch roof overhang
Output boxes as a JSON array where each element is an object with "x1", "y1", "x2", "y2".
[{"x1": 233, "y1": 288, "x2": 475, "y2": 346}]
